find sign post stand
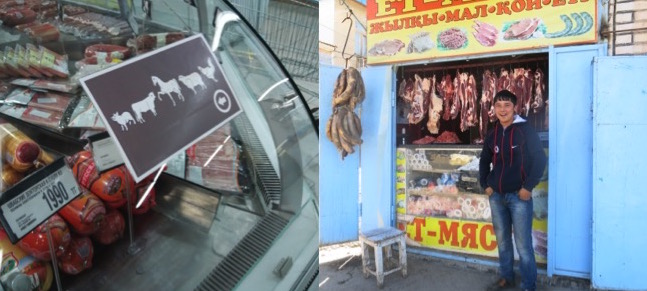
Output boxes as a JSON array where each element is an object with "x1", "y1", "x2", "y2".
[{"x1": 46, "y1": 222, "x2": 63, "y2": 291}]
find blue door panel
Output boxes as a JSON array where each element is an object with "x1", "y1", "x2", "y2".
[
  {"x1": 319, "y1": 65, "x2": 359, "y2": 244},
  {"x1": 592, "y1": 56, "x2": 647, "y2": 290}
]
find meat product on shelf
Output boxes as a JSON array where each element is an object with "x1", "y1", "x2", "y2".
[
  {"x1": 14, "y1": 20, "x2": 40, "y2": 31},
  {"x1": 1, "y1": 163, "x2": 23, "y2": 191},
  {"x1": 438, "y1": 74, "x2": 455, "y2": 121},
  {"x1": 39, "y1": 46, "x2": 69, "y2": 78},
  {"x1": 67, "y1": 95, "x2": 105, "y2": 129},
  {"x1": 0, "y1": 229, "x2": 53, "y2": 291},
  {"x1": 25, "y1": 43, "x2": 51, "y2": 77},
  {"x1": 426, "y1": 74, "x2": 443, "y2": 134},
  {"x1": 24, "y1": 22, "x2": 60, "y2": 42},
  {"x1": 503, "y1": 18, "x2": 540, "y2": 40},
  {"x1": 58, "y1": 190, "x2": 106, "y2": 235},
  {"x1": 30, "y1": 1, "x2": 57, "y2": 11},
  {"x1": 63, "y1": 11, "x2": 132, "y2": 37},
  {"x1": 14, "y1": 44, "x2": 42, "y2": 78},
  {"x1": 368, "y1": 39, "x2": 405, "y2": 56},
  {"x1": 58, "y1": 236, "x2": 94, "y2": 275},
  {"x1": 69, "y1": 150, "x2": 130, "y2": 208},
  {"x1": 126, "y1": 32, "x2": 185, "y2": 54},
  {"x1": 408, "y1": 74, "x2": 428, "y2": 124},
  {"x1": 17, "y1": 214, "x2": 71, "y2": 261},
  {"x1": 1, "y1": 124, "x2": 43, "y2": 172},
  {"x1": 472, "y1": 20, "x2": 498, "y2": 47},
  {"x1": 0, "y1": 7, "x2": 36, "y2": 26},
  {"x1": 126, "y1": 178, "x2": 157, "y2": 215},
  {"x1": 412, "y1": 135, "x2": 436, "y2": 145},
  {"x1": 91, "y1": 208, "x2": 125, "y2": 245},
  {"x1": 62, "y1": 5, "x2": 86, "y2": 16},
  {"x1": 438, "y1": 28, "x2": 467, "y2": 50},
  {"x1": 85, "y1": 44, "x2": 131, "y2": 59},
  {"x1": 4, "y1": 46, "x2": 31, "y2": 78},
  {"x1": 434, "y1": 131, "x2": 462, "y2": 143},
  {"x1": 532, "y1": 68, "x2": 546, "y2": 113},
  {"x1": 20, "y1": 107, "x2": 63, "y2": 129},
  {"x1": 28, "y1": 91, "x2": 73, "y2": 112}
]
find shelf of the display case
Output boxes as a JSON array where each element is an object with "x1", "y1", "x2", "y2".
[{"x1": 408, "y1": 188, "x2": 484, "y2": 197}]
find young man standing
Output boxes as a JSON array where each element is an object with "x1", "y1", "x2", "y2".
[{"x1": 479, "y1": 90, "x2": 547, "y2": 291}]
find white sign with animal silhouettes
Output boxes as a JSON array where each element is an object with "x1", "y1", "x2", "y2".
[{"x1": 80, "y1": 34, "x2": 242, "y2": 183}]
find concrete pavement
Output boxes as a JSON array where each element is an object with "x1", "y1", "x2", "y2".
[{"x1": 319, "y1": 242, "x2": 592, "y2": 291}]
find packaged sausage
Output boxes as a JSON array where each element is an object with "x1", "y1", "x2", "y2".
[
  {"x1": 58, "y1": 190, "x2": 106, "y2": 235},
  {"x1": 38, "y1": 45, "x2": 69, "y2": 79},
  {"x1": 25, "y1": 23, "x2": 60, "y2": 43},
  {"x1": 0, "y1": 163, "x2": 23, "y2": 191},
  {"x1": 28, "y1": 91, "x2": 73, "y2": 112},
  {"x1": 91, "y1": 208, "x2": 124, "y2": 245},
  {"x1": 15, "y1": 44, "x2": 42, "y2": 77},
  {"x1": 84, "y1": 44, "x2": 130, "y2": 59},
  {"x1": 25, "y1": 43, "x2": 52, "y2": 77},
  {"x1": 68, "y1": 150, "x2": 129, "y2": 208},
  {"x1": 0, "y1": 8, "x2": 37, "y2": 26},
  {"x1": 4, "y1": 46, "x2": 31, "y2": 78},
  {"x1": 4, "y1": 87, "x2": 35, "y2": 105},
  {"x1": 0, "y1": 229, "x2": 53, "y2": 291},
  {"x1": 67, "y1": 95, "x2": 105, "y2": 130},
  {"x1": 20, "y1": 106, "x2": 64, "y2": 129},
  {"x1": 0, "y1": 104, "x2": 27, "y2": 119},
  {"x1": 17, "y1": 214, "x2": 71, "y2": 261},
  {"x1": 57, "y1": 236, "x2": 94, "y2": 275},
  {"x1": 0, "y1": 123, "x2": 44, "y2": 172}
]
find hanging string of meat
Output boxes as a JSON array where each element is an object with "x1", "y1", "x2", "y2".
[
  {"x1": 426, "y1": 74, "x2": 443, "y2": 134},
  {"x1": 439, "y1": 74, "x2": 455, "y2": 121},
  {"x1": 532, "y1": 68, "x2": 545, "y2": 113}
]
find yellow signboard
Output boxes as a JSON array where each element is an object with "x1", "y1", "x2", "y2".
[
  {"x1": 366, "y1": 0, "x2": 597, "y2": 65},
  {"x1": 398, "y1": 215, "x2": 547, "y2": 262}
]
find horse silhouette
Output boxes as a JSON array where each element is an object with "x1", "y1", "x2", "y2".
[{"x1": 151, "y1": 76, "x2": 184, "y2": 106}]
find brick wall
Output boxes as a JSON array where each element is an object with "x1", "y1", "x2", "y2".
[{"x1": 608, "y1": 0, "x2": 647, "y2": 55}]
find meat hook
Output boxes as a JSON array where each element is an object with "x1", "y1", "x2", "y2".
[{"x1": 341, "y1": 12, "x2": 354, "y2": 68}]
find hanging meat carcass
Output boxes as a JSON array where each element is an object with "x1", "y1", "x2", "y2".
[
  {"x1": 407, "y1": 74, "x2": 428, "y2": 124},
  {"x1": 439, "y1": 74, "x2": 455, "y2": 121},
  {"x1": 398, "y1": 77, "x2": 415, "y2": 103},
  {"x1": 426, "y1": 74, "x2": 443, "y2": 134},
  {"x1": 458, "y1": 72, "x2": 468, "y2": 131},
  {"x1": 532, "y1": 68, "x2": 546, "y2": 113},
  {"x1": 478, "y1": 70, "x2": 497, "y2": 143},
  {"x1": 512, "y1": 68, "x2": 533, "y2": 116},
  {"x1": 465, "y1": 74, "x2": 478, "y2": 129},
  {"x1": 451, "y1": 73, "x2": 461, "y2": 120}
]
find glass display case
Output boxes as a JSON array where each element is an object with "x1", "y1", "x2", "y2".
[
  {"x1": 0, "y1": 0, "x2": 318, "y2": 290},
  {"x1": 396, "y1": 146, "x2": 489, "y2": 222}
]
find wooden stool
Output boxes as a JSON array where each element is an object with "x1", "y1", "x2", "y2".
[{"x1": 359, "y1": 227, "x2": 407, "y2": 288}]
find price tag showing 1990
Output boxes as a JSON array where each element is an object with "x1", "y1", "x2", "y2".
[{"x1": 0, "y1": 160, "x2": 81, "y2": 242}]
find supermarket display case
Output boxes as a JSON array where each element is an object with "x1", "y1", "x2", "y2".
[
  {"x1": 0, "y1": 0, "x2": 318, "y2": 290},
  {"x1": 396, "y1": 146, "x2": 490, "y2": 222}
]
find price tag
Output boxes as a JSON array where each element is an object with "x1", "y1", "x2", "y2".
[
  {"x1": 88, "y1": 132, "x2": 124, "y2": 172},
  {"x1": 0, "y1": 158, "x2": 81, "y2": 243}
]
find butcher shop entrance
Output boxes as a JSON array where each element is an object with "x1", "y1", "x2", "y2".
[{"x1": 394, "y1": 53, "x2": 550, "y2": 264}]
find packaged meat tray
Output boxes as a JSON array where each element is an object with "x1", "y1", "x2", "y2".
[
  {"x1": 28, "y1": 91, "x2": 74, "y2": 112},
  {"x1": 20, "y1": 106, "x2": 64, "y2": 129},
  {"x1": 67, "y1": 95, "x2": 105, "y2": 130},
  {"x1": 4, "y1": 87, "x2": 35, "y2": 105}
]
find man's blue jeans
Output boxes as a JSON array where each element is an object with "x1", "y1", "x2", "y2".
[{"x1": 489, "y1": 191, "x2": 537, "y2": 291}]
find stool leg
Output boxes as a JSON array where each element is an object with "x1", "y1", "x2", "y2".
[
  {"x1": 399, "y1": 236, "x2": 408, "y2": 278},
  {"x1": 375, "y1": 244, "x2": 384, "y2": 288},
  {"x1": 361, "y1": 240, "x2": 370, "y2": 279}
]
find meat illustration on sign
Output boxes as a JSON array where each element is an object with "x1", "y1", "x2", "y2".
[
  {"x1": 472, "y1": 20, "x2": 498, "y2": 47},
  {"x1": 437, "y1": 28, "x2": 467, "y2": 50},
  {"x1": 503, "y1": 18, "x2": 542, "y2": 40},
  {"x1": 545, "y1": 12, "x2": 593, "y2": 38},
  {"x1": 406, "y1": 31, "x2": 434, "y2": 54},
  {"x1": 151, "y1": 76, "x2": 185, "y2": 107},
  {"x1": 108, "y1": 59, "x2": 224, "y2": 131},
  {"x1": 111, "y1": 111, "x2": 135, "y2": 131},
  {"x1": 368, "y1": 39, "x2": 405, "y2": 56},
  {"x1": 130, "y1": 92, "x2": 157, "y2": 123},
  {"x1": 178, "y1": 72, "x2": 207, "y2": 94},
  {"x1": 198, "y1": 58, "x2": 218, "y2": 83}
]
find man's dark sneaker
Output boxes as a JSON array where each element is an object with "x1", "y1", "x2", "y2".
[{"x1": 486, "y1": 278, "x2": 515, "y2": 291}]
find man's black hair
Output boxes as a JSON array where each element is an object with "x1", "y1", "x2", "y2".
[{"x1": 494, "y1": 89, "x2": 517, "y2": 105}]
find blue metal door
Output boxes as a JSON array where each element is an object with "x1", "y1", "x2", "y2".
[
  {"x1": 358, "y1": 66, "x2": 395, "y2": 233},
  {"x1": 319, "y1": 65, "x2": 360, "y2": 244},
  {"x1": 592, "y1": 56, "x2": 647, "y2": 290},
  {"x1": 548, "y1": 44, "x2": 606, "y2": 278}
]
